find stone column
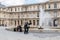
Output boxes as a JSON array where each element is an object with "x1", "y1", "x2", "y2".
[
  {"x1": 6, "y1": 20, "x2": 9, "y2": 27},
  {"x1": 24, "y1": 19, "x2": 26, "y2": 24},
  {"x1": 16, "y1": 20, "x2": 18, "y2": 26},
  {"x1": 1, "y1": 20, "x2": 2, "y2": 25},
  {"x1": 31, "y1": 20, "x2": 33, "y2": 27},
  {"x1": 0, "y1": 20, "x2": 1, "y2": 25}
]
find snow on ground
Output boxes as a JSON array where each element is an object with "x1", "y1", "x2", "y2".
[{"x1": 0, "y1": 27, "x2": 60, "y2": 40}]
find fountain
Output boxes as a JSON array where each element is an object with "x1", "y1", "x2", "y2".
[{"x1": 39, "y1": 7, "x2": 52, "y2": 29}]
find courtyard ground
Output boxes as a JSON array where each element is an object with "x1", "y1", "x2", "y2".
[{"x1": 0, "y1": 27, "x2": 60, "y2": 40}]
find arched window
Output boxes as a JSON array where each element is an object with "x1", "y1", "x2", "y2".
[{"x1": 53, "y1": 19, "x2": 58, "y2": 27}]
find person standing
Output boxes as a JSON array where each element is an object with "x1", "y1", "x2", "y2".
[
  {"x1": 24, "y1": 22, "x2": 27, "y2": 34},
  {"x1": 24, "y1": 22, "x2": 28, "y2": 34},
  {"x1": 24, "y1": 22, "x2": 32, "y2": 34}
]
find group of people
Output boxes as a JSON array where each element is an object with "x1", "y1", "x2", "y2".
[{"x1": 14, "y1": 22, "x2": 32, "y2": 34}]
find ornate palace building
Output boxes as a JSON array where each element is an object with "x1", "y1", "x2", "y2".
[{"x1": 0, "y1": 0, "x2": 60, "y2": 28}]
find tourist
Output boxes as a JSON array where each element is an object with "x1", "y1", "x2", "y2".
[
  {"x1": 17, "y1": 25, "x2": 22, "y2": 32},
  {"x1": 24, "y1": 22, "x2": 32, "y2": 34},
  {"x1": 24, "y1": 22, "x2": 28, "y2": 34}
]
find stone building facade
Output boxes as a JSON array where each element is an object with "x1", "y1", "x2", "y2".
[{"x1": 0, "y1": 0, "x2": 60, "y2": 28}]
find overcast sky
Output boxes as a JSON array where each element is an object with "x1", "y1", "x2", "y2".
[{"x1": 0, "y1": 0, "x2": 49, "y2": 6}]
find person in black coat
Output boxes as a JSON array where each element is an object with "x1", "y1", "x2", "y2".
[
  {"x1": 17, "y1": 25, "x2": 22, "y2": 32},
  {"x1": 24, "y1": 22, "x2": 32, "y2": 34},
  {"x1": 24, "y1": 22, "x2": 28, "y2": 34}
]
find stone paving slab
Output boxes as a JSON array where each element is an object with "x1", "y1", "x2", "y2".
[{"x1": 0, "y1": 27, "x2": 60, "y2": 40}]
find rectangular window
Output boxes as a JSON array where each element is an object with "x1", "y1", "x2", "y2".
[
  {"x1": 21, "y1": 8, "x2": 23, "y2": 11},
  {"x1": 54, "y1": 11, "x2": 57, "y2": 17},
  {"x1": 29, "y1": 20, "x2": 31, "y2": 23},
  {"x1": 54, "y1": 3, "x2": 57, "y2": 8},
  {"x1": 15, "y1": 20, "x2": 16, "y2": 26},
  {"x1": 37, "y1": 12, "x2": 39, "y2": 17},
  {"x1": 33, "y1": 20, "x2": 35, "y2": 25},
  {"x1": 42, "y1": 5, "x2": 44, "y2": 9},
  {"x1": 15, "y1": 8, "x2": 16, "y2": 11},
  {"x1": 18, "y1": 7, "x2": 20, "y2": 11},
  {"x1": 25, "y1": 7, "x2": 27, "y2": 11},
  {"x1": 11, "y1": 8, "x2": 12, "y2": 11},
  {"x1": 29, "y1": 20, "x2": 32, "y2": 25},
  {"x1": 21, "y1": 20, "x2": 23, "y2": 25},
  {"x1": 18, "y1": 20, "x2": 19, "y2": 25},
  {"x1": 37, "y1": 20, "x2": 39, "y2": 25},
  {"x1": 48, "y1": 4, "x2": 50, "y2": 8}
]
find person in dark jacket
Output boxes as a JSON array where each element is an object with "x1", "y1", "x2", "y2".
[
  {"x1": 24, "y1": 22, "x2": 32, "y2": 34},
  {"x1": 17, "y1": 25, "x2": 22, "y2": 32},
  {"x1": 24, "y1": 22, "x2": 28, "y2": 34},
  {"x1": 14, "y1": 28, "x2": 16, "y2": 31}
]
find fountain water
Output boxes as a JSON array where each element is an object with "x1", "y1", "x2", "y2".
[{"x1": 39, "y1": 7, "x2": 52, "y2": 29}]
